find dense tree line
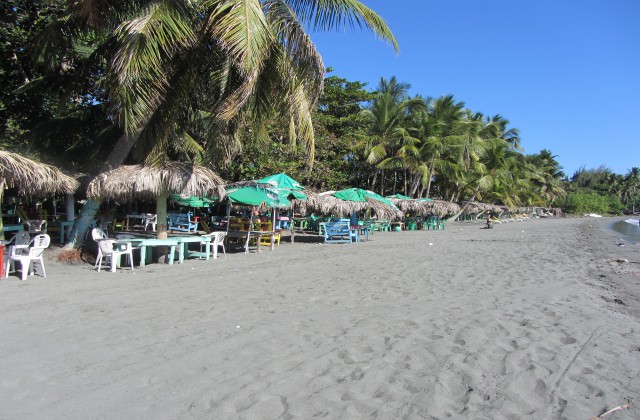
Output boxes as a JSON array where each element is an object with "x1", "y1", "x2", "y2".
[{"x1": 1, "y1": 0, "x2": 636, "y2": 222}]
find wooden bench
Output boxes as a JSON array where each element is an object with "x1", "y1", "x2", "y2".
[
  {"x1": 323, "y1": 222, "x2": 357, "y2": 244},
  {"x1": 168, "y1": 212, "x2": 198, "y2": 233}
]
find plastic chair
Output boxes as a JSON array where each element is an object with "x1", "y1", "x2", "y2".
[
  {"x1": 96, "y1": 239, "x2": 134, "y2": 272},
  {"x1": 200, "y1": 231, "x2": 226, "y2": 259},
  {"x1": 91, "y1": 228, "x2": 110, "y2": 270},
  {"x1": 24, "y1": 219, "x2": 47, "y2": 234},
  {"x1": 3, "y1": 231, "x2": 31, "y2": 276},
  {"x1": 5, "y1": 234, "x2": 50, "y2": 281},
  {"x1": 144, "y1": 214, "x2": 157, "y2": 231}
]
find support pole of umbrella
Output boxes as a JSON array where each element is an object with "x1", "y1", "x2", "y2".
[
  {"x1": 272, "y1": 209, "x2": 277, "y2": 249},
  {"x1": 290, "y1": 215, "x2": 295, "y2": 244},
  {"x1": 244, "y1": 207, "x2": 254, "y2": 254},
  {"x1": 225, "y1": 202, "x2": 231, "y2": 233}
]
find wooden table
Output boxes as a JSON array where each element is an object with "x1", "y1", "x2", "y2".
[
  {"x1": 174, "y1": 235, "x2": 211, "y2": 263},
  {"x1": 126, "y1": 214, "x2": 151, "y2": 230},
  {"x1": 225, "y1": 230, "x2": 275, "y2": 253},
  {"x1": 49, "y1": 220, "x2": 75, "y2": 244},
  {"x1": 115, "y1": 237, "x2": 179, "y2": 267},
  {"x1": 2, "y1": 224, "x2": 24, "y2": 233}
]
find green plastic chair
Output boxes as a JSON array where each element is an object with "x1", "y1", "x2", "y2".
[{"x1": 405, "y1": 219, "x2": 418, "y2": 230}]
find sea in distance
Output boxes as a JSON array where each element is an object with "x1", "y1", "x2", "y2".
[{"x1": 609, "y1": 218, "x2": 640, "y2": 244}]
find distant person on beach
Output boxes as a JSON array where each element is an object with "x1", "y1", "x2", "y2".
[{"x1": 486, "y1": 215, "x2": 493, "y2": 229}]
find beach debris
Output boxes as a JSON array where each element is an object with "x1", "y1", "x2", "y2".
[
  {"x1": 590, "y1": 400, "x2": 632, "y2": 419},
  {"x1": 236, "y1": 325, "x2": 241, "y2": 328},
  {"x1": 616, "y1": 258, "x2": 629, "y2": 263},
  {"x1": 428, "y1": 243, "x2": 433, "y2": 246}
]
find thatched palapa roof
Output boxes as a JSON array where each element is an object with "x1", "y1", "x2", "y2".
[
  {"x1": 460, "y1": 201, "x2": 502, "y2": 215},
  {"x1": 0, "y1": 150, "x2": 78, "y2": 195},
  {"x1": 299, "y1": 191, "x2": 403, "y2": 220},
  {"x1": 389, "y1": 198, "x2": 460, "y2": 217},
  {"x1": 86, "y1": 162, "x2": 226, "y2": 200}
]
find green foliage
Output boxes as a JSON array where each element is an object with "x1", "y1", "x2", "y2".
[{"x1": 555, "y1": 192, "x2": 624, "y2": 215}]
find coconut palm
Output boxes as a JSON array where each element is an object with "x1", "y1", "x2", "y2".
[
  {"x1": 408, "y1": 95, "x2": 466, "y2": 198},
  {"x1": 47, "y1": 0, "x2": 397, "y2": 248},
  {"x1": 620, "y1": 167, "x2": 640, "y2": 212},
  {"x1": 357, "y1": 77, "x2": 424, "y2": 194}
]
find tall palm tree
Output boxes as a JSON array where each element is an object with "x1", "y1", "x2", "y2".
[
  {"x1": 42, "y1": 0, "x2": 398, "y2": 247},
  {"x1": 357, "y1": 76, "x2": 424, "y2": 194},
  {"x1": 621, "y1": 167, "x2": 640, "y2": 212},
  {"x1": 410, "y1": 95, "x2": 465, "y2": 198}
]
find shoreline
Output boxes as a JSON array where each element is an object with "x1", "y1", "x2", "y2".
[{"x1": 1, "y1": 217, "x2": 639, "y2": 418}]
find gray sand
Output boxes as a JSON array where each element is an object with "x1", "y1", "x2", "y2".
[{"x1": 1, "y1": 217, "x2": 639, "y2": 419}]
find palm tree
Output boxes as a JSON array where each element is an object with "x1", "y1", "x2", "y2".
[
  {"x1": 410, "y1": 95, "x2": 465, "y2": 198},
  {"x1": 42, "y1": 0, "x2": 398, "y2": 247},
  {"x1": 621, "y1": 167, "x2": 640, "y2": 212},
  {"x1": 357, "y1": 76, "x2": 424, "y2": 194},
  {"x1": 526, "y1": 149, "x2": 566, "y2": 203}
]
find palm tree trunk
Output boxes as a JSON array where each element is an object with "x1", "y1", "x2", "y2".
[
  {"x1": 371, "y1": 170, "x2": 379, "y2": 191},
  {"x1": 380, "y1": 169, "x2": 385, "y2": 196},
  {"x1": 425, "y1": 163, "x2": 435, "y2": 198},
  {"x1": 63, "y1": 132, "x2": 138, "y2": 249},
  {"x1": 403, "y1": 169, "x2": 407, "y2": 195},
  {"x1": 447, "y1": 186, "x2": 481, "y2": 222},
  {"x1": 409, "y1": 175, "x2": 420, "y2": 197}
]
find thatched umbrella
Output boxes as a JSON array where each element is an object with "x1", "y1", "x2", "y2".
[
  {"x1": 389, "y1": 197, "x2": 460, "y2": 218},
  {"x1": 86, "y1": 162, "x2": 226, "y2": 239},
  {"x1": 460, "y1": 201, "x2": 501, "y2": 215},
  {"x1": 301, "y1": 190, "x2": 403, "y2": 220},
  {"x1": 0, "y1": 150, "x2": 79, "y2": 240}
]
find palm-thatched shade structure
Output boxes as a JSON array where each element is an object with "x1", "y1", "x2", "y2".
[
  {"x1": 389, "y1": 197, "x2": 460, "y2": 217},
  {"x1": 460, "y1": 201, "x2": 502, "y2": 215},
  {"x1": 87, "y1": 162, "x2": 226, "y2": 239},
  {"x1": 0, "y1": 150, "x2": 78, "y2": 196},
  {"x1": 299, "y1": 190, "x2": 403, "y2": 220},
  {"x1": 0, "y1": 150, "x2": 79, "y2": 240}
]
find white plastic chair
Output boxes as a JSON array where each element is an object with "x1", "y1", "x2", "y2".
[
  {"x1": 144, "y1": 214, "x2": 157, "y2": 232},
  {"x1": 3, "y1": 231, "x2": 31, "y2": 276},
  {"x1": 24, "y1": 219, "x2": 47, "y2": 234},
  {"x1": 96, "y1": 239, "x2": 134, "y2": 272},
  {"x1": 201, "y1": 231, "x2": 226, "y2": 259},
  {"x1": 5, "y1": 234, "x2": 50, "y2": 281},
  {"x1": 91, "y1": 228, "x2": 109, "y2": 270}
]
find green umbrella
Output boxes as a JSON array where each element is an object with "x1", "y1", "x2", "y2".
[
  {"x1": 333, "y1": 188, "x2": 398, "y2": 210},
  {"x1": 171, "y1": 194, "x2": 216, "y2": 208},
  {"x1": 226, "y1": 185, "x2": 291, "y2": 208},
  {"x1": 257, "y1": 173, "x2": 304, "y2": 191}
]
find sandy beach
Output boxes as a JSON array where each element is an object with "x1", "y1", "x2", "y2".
[{"x1": 1, "y1": 217, "x2": 639, "y2": 419}]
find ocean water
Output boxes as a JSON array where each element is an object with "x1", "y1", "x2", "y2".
[{"x1": 609, "y1": 218, "x2": 640, "y2": 243}]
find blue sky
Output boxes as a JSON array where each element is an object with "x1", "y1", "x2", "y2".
[{"x1": 309, "y1": 0, "x2": 639, "y2": 177}]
